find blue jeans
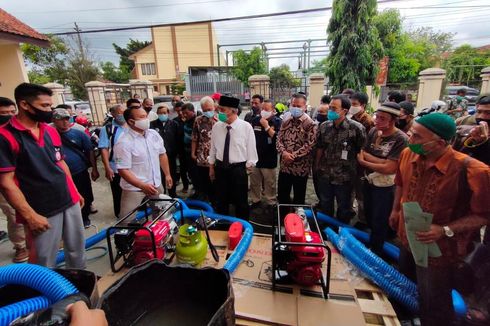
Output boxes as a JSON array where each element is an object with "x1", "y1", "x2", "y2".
[
  {"x1": 317, "y1": 178, "x2": 355, "y2": 223},
  {"x1": 363, "y1": 182, "x2": 395, "y2": 255}
]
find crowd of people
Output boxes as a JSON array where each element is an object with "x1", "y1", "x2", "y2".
[{"x1": 0, "y1": 82, "x2": 489, "y2": 325}]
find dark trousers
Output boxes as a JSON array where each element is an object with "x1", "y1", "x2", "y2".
[
  {"x1": 317, "y1": 179, "x2": 355, "y2": 223},
  {"x1": 363, "y1": 182, "x2": 395, "y2": 255},
  {"x1": 177, "y1": 151, "x2": 190, "y2": 190},
  {"x1": 277, "y1": 172, "x2": 308, "y2": 216},
  {"x1": 166, "y1": 154, "x2": 177, "y2": 197},
  {"x1": 399, "y1": 247, "x2": 455, "y2": 326},
  {"x1": 214, "y1": 162, "x2": 249, "y2": 220},
  {"x1": 72, "y1": 170, "x2": 94, "y2": 223},
  {"x1": 196, "y1": 166, "x2": 215, "y2": 204},
  {"x1": 185, "y1": 151, "x2": 199, "y2": 193},
  {"x1": 109, "y1": 173, "x2": 122, "y2": 218}
]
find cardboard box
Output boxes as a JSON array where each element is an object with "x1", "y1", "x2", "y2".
[{"x1": 97, "y1": 231, "x2": 398, "y2": 326}]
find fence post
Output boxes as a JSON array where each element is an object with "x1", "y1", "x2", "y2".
[
  {"x1": 85, "y1": 81, "x2": 107, "y2": 126},
  {"x1": 480, "y1": 67, "x2": 490, "y2": 94},
  {"x1": 416, "y1": 68, "x2": 446, "y2": 113},
  {"x1": 43, "y1": 82, "x2": 65, "y2": 107},
  {"x1": 308, "y1": 73, "x2": 325, "y2": 107},
  {"x1": 366, "y1": 85, "x2": 380, "y2": 109},
  {"x1": 248, "y1": 75, "x2": 270, "y2": 100}
]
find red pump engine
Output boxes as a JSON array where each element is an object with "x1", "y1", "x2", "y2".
[
  {"x1": 284, "y1": 213, "x2": 325, "y2": 286},
  {"x1": 133, "y1": 220, "x2": 171, "y2": 265}
]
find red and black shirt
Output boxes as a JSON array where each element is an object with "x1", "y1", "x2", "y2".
[{"x1": 0, "y1": 116, "x2": 80, "y2": 218}]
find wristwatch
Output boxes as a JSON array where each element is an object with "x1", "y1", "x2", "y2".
[{"x1": 443, "y1": 226, "x2": 454, "y2": 238}]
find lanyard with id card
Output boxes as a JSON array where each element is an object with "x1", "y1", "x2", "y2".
[{"x1": 341, "y1": 141, "x2": 348, "y2": 160}]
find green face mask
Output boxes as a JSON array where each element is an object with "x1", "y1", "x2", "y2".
[
  {"x1": 218, "y1": 112, "x2": 227, "y2": 122},
  {"x1": 408, "y1": 140, "x2": 437, "y2": 155}
]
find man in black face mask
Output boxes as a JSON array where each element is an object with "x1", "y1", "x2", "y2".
[
  {"x1": 453, "y1": 94, "x2": 490, "y2": 165},
  {"x1": 0, "y1": 83, "x2": 86, "y2": 268},
  {"x1": 244, "y1": 94, "x2": 263, "y2": 124}
]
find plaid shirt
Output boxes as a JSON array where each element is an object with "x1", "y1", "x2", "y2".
[
  {"x1": 316, "y1": 118, "x2": 366, "y2": 184},
  {"x1": 276, "y1": 114, "x2": 317, "y2": 177},
  {"x1": 192, "y1": 115, "x2": 216, "y2": 166}
]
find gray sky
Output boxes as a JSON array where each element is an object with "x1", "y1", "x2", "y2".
[{"x1": 3, "y1": 0, "x2": 490, "y2": 70}]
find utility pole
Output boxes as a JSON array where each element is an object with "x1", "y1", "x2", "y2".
[{"x1": 74, "y1": 22, "x2": 85, "y2": 62}]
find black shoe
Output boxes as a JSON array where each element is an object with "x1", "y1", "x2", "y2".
[
  {"x1": 0, "y1": 230, "x2": 7, "y2": 242},
  {"x1": 83, "y1": 219, "x2": 92, "y2": 229}
]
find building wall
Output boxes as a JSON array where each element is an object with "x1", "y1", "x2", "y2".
[
  {"x1": 152, "y1": 26, "x2": 176, "y2": 81},
  {"x1": 0, "y1": 42, "x2": 28, "y2": 99},
  {"x1": 149, "y1": 23, "x2": 217, "y2": 81},
  {"x1": 174, "y1": 23, "x2": 213, "y2": 77},
  {"x1": 132, "y1": 45, "x2": 157, "y2": 80}
]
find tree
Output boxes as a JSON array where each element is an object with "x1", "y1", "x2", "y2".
[
  {"x1": 231, "y1": 47, "x2": 267, "y2": 86},
  {"x1": 268, "y1": 64, "x2": 299, "y2": 87},
  {"x1": 101, "y1": 61, "x2": 131, "y2": 83},
  {"x1": 21, "y1": 34, "x2": 69, "y2": 84},
  {"x1": 22, "y1": 34, "x2": 101, "y2": 99},
  {"x1": 409, "y1": 27, "x2": 454, "y2": 60},
  {"x1": 113, "y1": 39, "x2": 151, "y2": 73},
  {"x1": 306, "y1": 58, "x2": 328, "y2": 74},
  {"x1": 387, "y1": 28, "x2": 454, "y2": 84},
  {"x1": 373, "y1": 9, "x2": 402, "y2": 57},
  {"x1": 443, "y1": 45, "x2": 490, "y2": 86},
  {"x1": 326, "y1": 0, "x2": 383, "y2": 94}
]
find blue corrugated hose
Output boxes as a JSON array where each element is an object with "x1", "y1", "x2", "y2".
[{"x1": 0, "y1": 264, "x2": 78, "y2": 326}]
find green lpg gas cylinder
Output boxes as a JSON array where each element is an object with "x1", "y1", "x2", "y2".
[{"x1": 176, "y1": 224, "x2": 208, "y2": 266}]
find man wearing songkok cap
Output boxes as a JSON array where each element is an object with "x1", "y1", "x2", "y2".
[
  {"x1": 389, "y1": 112, "x2": 490, "y2": 326},
  {"x1": 208, "y1": 95, "x2": 258, "y2": 220}
]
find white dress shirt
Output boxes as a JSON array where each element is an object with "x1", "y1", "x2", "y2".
[
  {"x1": 208, "y1": 118, "x2": 258, "y2": 167},
  {"x1": 114, "y1": 128, "x2": 166, "y2": 191}
]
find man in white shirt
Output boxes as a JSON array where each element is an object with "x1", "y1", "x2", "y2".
[
  {"x1": 142, "y1": 98, "x2": 158, "y2": 122},
  {"x1": 114, "y1": 105, "x2": 173, "y2": 218},
  {"x1": 209, "y1": 95, "x2": 258, "y2": 220}
]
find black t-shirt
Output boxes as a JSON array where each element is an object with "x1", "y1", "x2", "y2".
[
  {"x1": 251, "y1": 115, "x2": 282, "y2": 168},
  {"x1": 363, "y1": 127, "x2": 408, "y2": 173},
  {"x1": 0, "y1": 117, "x2": 79, "y2": 218}
]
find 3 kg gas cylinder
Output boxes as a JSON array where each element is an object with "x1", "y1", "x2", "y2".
[{"x1": 176, "y1": 224, "x2": 208, "y2": 266}]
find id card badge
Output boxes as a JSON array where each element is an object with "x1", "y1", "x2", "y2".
[
  {"x1": 341, "y1": 141, "x2": 348, "y2": 160},
  {"x1": 267, "y1": 137, "x2": 272, "y2": 144},
  {"x1": 341, "y1": 150, "x2": 348, "y2": 160}
]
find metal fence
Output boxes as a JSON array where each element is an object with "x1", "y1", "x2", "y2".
[{"x1": 188, "y1": 73, "x2": 243, "y2": 101}]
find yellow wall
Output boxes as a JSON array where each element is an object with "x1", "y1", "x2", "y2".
[
  {"x1": 152, "y1": 27, "x2": 176, "y2": 80},
  {"x1": 147, "y1": 23, "x2": 218, "y2": 81},
  {"x1": 0, "y1": 43, "x2": 29, "y2": 99},
  {"x1": 132, "y1": 45, "x2": 157, "y2": 80},
  {"x1": 175, "y1": 23, "x2": 213, "y2": 76}
]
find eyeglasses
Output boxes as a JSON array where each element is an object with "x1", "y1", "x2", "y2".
[{"x1": 129, "y1": 105, "x2": 141, "y2": 109}]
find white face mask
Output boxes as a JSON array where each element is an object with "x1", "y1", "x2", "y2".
[
  {"x1": 134, "y1": 118, "x2": 150, "y2": 131},
  {"x1": 349, "y1": 106, "x2": 362, "y2": 116},
  {"x1": 260, "y1": 110, "x2": 272, "y2": 119}
]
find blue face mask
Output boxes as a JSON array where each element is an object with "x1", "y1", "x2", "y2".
[
  {"x1": 114, "y1": 115, "x2": 125, "y2": 125},
  {"x1": 158, "y1": 114, "x2": 169, "y2": 122},
  {"x1": 327, "y1": 110, "x2": 340, "y2": 121},
  {"x1": 290, "y1": 107, "x2": 303, "y2": 118},
  {"x1": 69, "y1": 116, "x2": 75, "y2": 123},
  {"x1": 316, "y1": 114, "x2": 327, "y2": 123},
  {"x1": 204, "y1": 111, "x2": 215, "y2": 119}
]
